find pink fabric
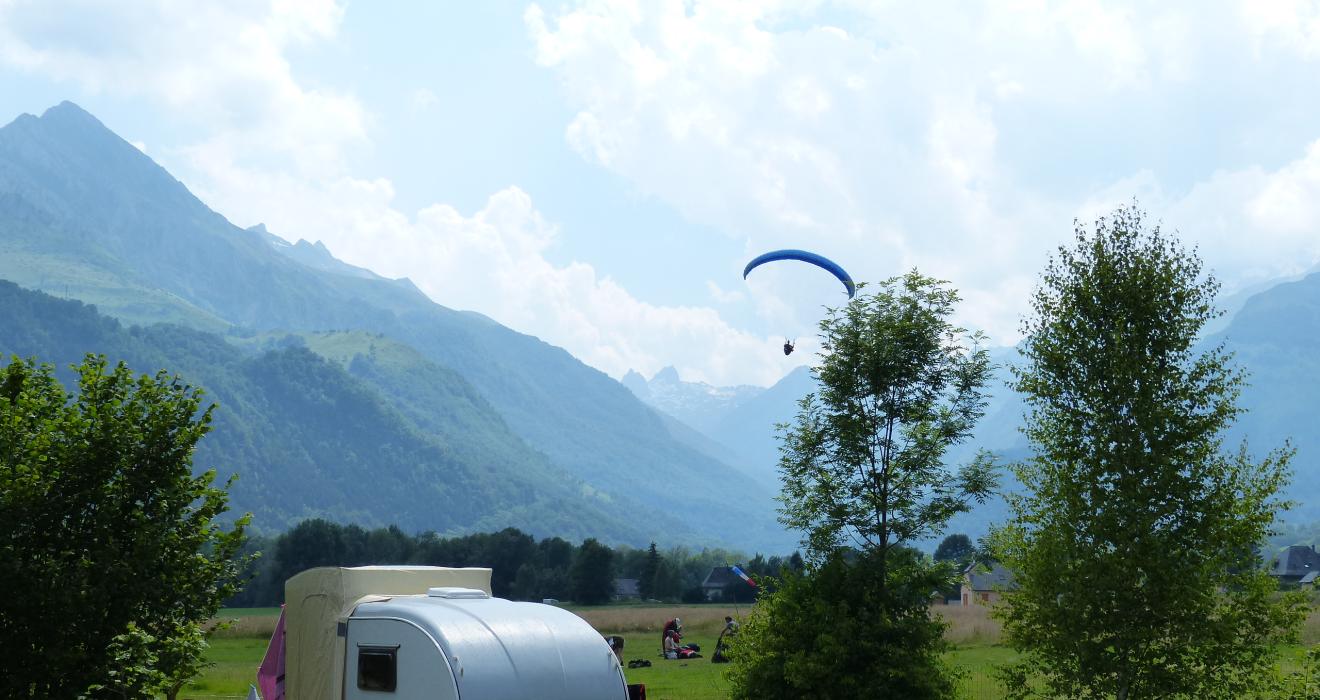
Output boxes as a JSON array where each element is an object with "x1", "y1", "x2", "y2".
[{"x1": 257, "y1": 606, "x2": 286, "y2": 700}]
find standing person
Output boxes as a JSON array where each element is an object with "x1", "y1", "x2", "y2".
[{"x1": 713, "y1": 616, "x2": 739, "y2": 663}]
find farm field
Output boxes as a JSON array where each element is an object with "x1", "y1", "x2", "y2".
[{"x1": 181, "y1": 603, "x2": 1320, "y2": 700}]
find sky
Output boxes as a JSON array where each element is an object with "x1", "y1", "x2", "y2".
[{"x1": 2, "y1": 0, "x2": 1320, "y2": 387}]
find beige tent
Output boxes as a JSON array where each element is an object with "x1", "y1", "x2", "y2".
[{"x1": 284, "y1": 566, "x2": 492, "y2": 700}]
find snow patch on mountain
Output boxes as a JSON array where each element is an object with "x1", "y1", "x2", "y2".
[{"x1": 622, "y1": 365, "x2": 765, "y2": 433}]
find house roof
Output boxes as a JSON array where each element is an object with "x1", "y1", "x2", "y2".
[
  {"x1": 965, "y1": 562, "x2": 1017, "y2": 592},
  {"x1": 613, "y1": 578, "x2": 640, "y2": 597},
  {"x1": 1272, "y1": 545, "x2": 1320, "y2": 577},
  {"x1": 702, "y1": 567, "x2": 742, "y2": 588}
]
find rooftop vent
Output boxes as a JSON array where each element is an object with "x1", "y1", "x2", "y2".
[{"x1": 427, "y1": 587, "x2": 490, "y2": 599}]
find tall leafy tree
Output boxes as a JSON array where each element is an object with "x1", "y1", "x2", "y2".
[
  {"x1": 570, "y1": 538, "x2": 615, "y2": 605},
  {"x1": 730, "y1": 272, "x2": 997, "y2": 700},
  {"x1": 651, "y1": 558, "x2": 683, "y2": 601},
  {"x1": 933, "y1": 533, "x2": 976, "y2": 602},
  {"x1": 934, "y1": 533, "x2": 975, "y2": 566},
  {"x1": 0, "y1": 355, "x2": 248, "y2": 698},
  {"x1": 787, "y1": 551, "x2": 805, "y2": 572},
  {"x1": 639, "y1": 541, "x2": 661, "y2": 600},
  {"x1": 993, "y1": 206, "x2": 1304, "y2": 699},
  {"x1": 778, "y1": 272, "x2": 997, "y2": 567}
]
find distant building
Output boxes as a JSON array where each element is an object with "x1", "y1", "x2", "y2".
[
  {"x1": 1271, "y1": 545, "x2": 1320, "y2": 585},
  {"x1": 961, "y1": 562, "x2": 1017, "y2": 606},
  {"x1": 613, "y1": 578, "x2": 641, "y2": 601},
  {"x1": 701, "y1": 567, "x2": 742, "y2": 601}
]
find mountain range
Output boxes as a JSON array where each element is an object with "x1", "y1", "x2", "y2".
[
  {"x1": 621, "y1": 366, "x2": 765, "y2": 434},
  {"x1": 0, "y1": 102, "x2": 789, "y2": 551},
  {"x1": 4, "y1": 101, "x2": 1316, "y2": 552}
]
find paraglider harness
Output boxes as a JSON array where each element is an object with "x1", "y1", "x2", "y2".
[{"x1": 783, "y1": 339, "x2": 795, "y2": 355}]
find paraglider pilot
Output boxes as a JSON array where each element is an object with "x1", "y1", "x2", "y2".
[{"x1": 783, "y1": 339, "x2": 795, "y2": 356}]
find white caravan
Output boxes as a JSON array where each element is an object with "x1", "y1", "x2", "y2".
[{"x1": 269, "y1": 566, "x2": 629, "y2": 700}]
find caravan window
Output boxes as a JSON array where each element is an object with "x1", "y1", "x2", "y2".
[{"x1": 357, "y1": 645, "x2": 398, "y2": 692}]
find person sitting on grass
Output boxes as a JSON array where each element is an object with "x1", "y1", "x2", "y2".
[
  {"x1": 663, "y1": 629, "x2": 681, "y2": 660},
  {"x1": 663, "y1": 628, "x2": 701, "y2": 660}
]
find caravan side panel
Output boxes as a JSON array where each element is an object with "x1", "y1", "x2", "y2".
[{"x1": 345, "y1": 617, "x2": 460, "y2": 700}]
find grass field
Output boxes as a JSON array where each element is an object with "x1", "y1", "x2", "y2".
[{"x1": 180, "y1": 603, "x2": 1319, "y2": 700}]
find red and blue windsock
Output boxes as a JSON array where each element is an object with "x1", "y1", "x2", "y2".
[{"x1": 731, "y1": 565, "x2": 757, "y2": 588}]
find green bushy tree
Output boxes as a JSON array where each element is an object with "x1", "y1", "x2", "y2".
[
  {"x1": 993, "y1": 206, "x2": 1305, "y2": 699},
  {"x1": 639, "y1": 541, "x2": 660, "y2": 600},
  {"x1": 934, "y1": 534, "x2": 975, "y2": 566},
  {"x1": 570, "y1": 538, "x2": 615, "y2": 604},
  {"x1": 651, "y1": 558, "x2": 683, "y2": 601},
  {"x1": 727, "y1": 548, "x2": 957, "y2": 699},
  {"x1": 729, "y1": 272, "x2": 997, "y2": 700},
  {"x1": 0, "y1": 355, "x2": 248, "y2": 698},
  {"x1": 934, "y1": 533, "x2": 976, "y2": 602}
]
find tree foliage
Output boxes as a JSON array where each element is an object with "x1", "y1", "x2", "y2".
[
  {"x1": 731, "y1": 273, "x2": 997, "y2": 700},
  {"x1": 992, "y1": 206, "x2": 1305, "y2": 699},
  {"x1": 571, "y1": 538, "x2": 616, "y2": 604},
  {"x1": 933, "y1": 533, "x2": 976, "y2": 601},
  {"x1": 934, "y1": 533, "x2": 975, "y2": 565},
  {"x1": 228, "y1": 520, "x2": 797, "y2": 608},
  {"x1": 778, "y1": 272, "x2": 997, "y2": 566},
  {"x1": 639, "y1": 541, "x2": 661, "y2": 600},
  {"x1": 726, "y1": 548, "x2": 958, "y2": 700},
  {"x1": 0, "y1": 355, "x2": 248, "y2": 698}
]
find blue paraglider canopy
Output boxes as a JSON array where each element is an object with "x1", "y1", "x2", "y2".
[{"x1": 743, "y1": 249, "x2": 856, "y2": 298}]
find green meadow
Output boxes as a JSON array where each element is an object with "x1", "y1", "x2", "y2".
[{"x1": 180, "y1": 604, "x2": 1320, "y2": 700}]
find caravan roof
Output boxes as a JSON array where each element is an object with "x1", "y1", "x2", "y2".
[{"x1": 352, "y1": 595, "x2": 626, "y2": 700}]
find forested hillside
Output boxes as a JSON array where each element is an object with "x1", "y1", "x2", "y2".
[
  {"x1": 1214, "y1": 272, "x2": 1320, "y2": 522},
  {"x1": 0, "y1": 281, "x2": 647, "y2": 540}
]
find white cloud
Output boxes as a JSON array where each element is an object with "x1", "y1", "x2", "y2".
[
  {"x1": 1169, "y1": 144, "x2": 1320, "y2": 285},
  {"x1": 527, "y1": 0, "x2": 1320, "y2": 343},
  {"x1": 706, "y1": 280, "x2": 745, "y2": 304},
  {"x1": 1075, "y1": 143, "x2": 1320, "y2": 290},
  {"x1": 1240, "y1": 0, "x2": 1320, "y2": 59},
  {"x1": 410, "y1": 87, "x2": 440, "y2": 111},
  {"x1": 0, "y1": 0, "x2": 365, "y2": 175}
]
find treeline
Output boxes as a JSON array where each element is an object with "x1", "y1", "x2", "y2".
[{"x1": 227, "y1": 519, "x2": 803, "y2": 607}]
